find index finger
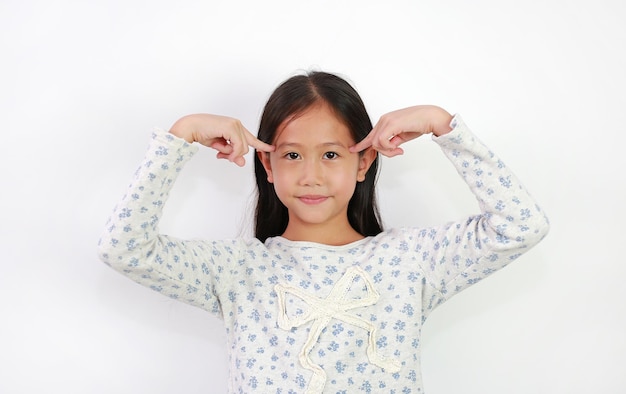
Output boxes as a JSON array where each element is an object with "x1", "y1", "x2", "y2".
[
  {"x1": 350, "y1": 133, "x2": 374, "y2": 153},
  {"x1": 245, "y1": 130, "x2": 275, "y2": 152}
]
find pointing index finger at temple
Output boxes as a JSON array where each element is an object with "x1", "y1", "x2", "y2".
[
  {"x1": 245, "y1": 130, "x2": 275, "y2": 152},
  {"x1": 349, "y1": 133, "x2": 373, "y2": 153}
]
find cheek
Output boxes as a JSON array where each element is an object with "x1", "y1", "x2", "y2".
[
  {"x1": 266, "y1": 157, "x2": 283, "y2": 183},
  {"x1": 344, "y1": 161, "x2": 362, "y2": 182},
  {"x1": 269, "y1": 162, "x2": 286, "y2": 183},
  {"x1": 332, "y1": 166, "x2": 360, "y2": 193},
  {"x1": 268, "y1": 166, "x2": 291, "y2": 197},
  {"x1": 336, "y1": 170, "x2": 358, "y2": 184}
]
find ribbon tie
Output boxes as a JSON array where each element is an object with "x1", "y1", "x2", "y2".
[{"x1": 275, "y1": 266, "x2": 401, "y2": 393}]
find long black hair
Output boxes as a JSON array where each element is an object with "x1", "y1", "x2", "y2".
[{"x1": 253, "y1": 71, "x2": 382, "y2": 242}]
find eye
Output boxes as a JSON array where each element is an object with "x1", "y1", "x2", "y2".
[
  {"x1": 284, "y1": 152, "x2": 300, "y2": 160},
  {"x1": 323, "y1": 152, "x2": 339, "y2": 160}
]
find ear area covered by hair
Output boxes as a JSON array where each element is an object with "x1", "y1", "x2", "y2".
[
  {"x1": 257, "y1": 151, "x2": 273, "y2": 183},
  {"x1": 356, "y1": 147, "x2": 377, "y2": 182}
]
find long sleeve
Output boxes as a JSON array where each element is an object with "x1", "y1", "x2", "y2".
[
  {"x1": 97, "y1": 131, "x2": 240, "y2": 317},
  {"x1": 95, "y1": 118, "x2": 550, "y2": 394},
  {"x1": 415, "y1": 115, "x2": 550, "y2": 311}
]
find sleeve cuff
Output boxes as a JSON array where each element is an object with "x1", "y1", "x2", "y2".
[
  {"x1": 431, "y1": 114, "x2": 470, "y2": 146},
  {"x1": 150, "y1": 128, "x2": 199, "y2": 154}
]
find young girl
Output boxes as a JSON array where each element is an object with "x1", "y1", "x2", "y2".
[{"x1": 99, "y1": 71, "x2": 549, "y2": 393}]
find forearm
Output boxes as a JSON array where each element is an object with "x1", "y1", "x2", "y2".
[
  {"x1": 434, "y1": 115, "x2": 550, "y2": 253},
  {"x1": 416, "y1": 116, "x2": 549, "y2": 306},
  {"x1": 97, "y1": 131, "x2": 198, "y2": 277}
]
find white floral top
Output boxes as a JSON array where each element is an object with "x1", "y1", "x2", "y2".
[{"x1": 98, "y1": 115, "x2": 549, "y2": 393}]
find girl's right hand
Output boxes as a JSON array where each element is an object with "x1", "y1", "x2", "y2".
[{"x1": 169, "y1": 114, "x2": 274, "y2": 167}]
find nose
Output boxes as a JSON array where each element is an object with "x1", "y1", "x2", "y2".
[{"x1": 299, "y1": 158, "x2": 323, "y2": 186}]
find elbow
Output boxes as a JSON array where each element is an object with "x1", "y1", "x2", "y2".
[
  {"x1": 526, "y1": 209, "x2": 551, "y2": 247},
  {"x1": 485, "y1": 210, "x2": 550, "y2": 253},
  {"x1": 97, "y1": 230, "x2": 159, "y2": 274},
  {"x1": 97, "y1": 234, "x2": 118, "y2": 267},
  {"x1": 96, "y1": 233, "x2": 141, "y2": 269},
  {"x1": 516, "y1": 212, "x2": 550, "y2": 250},
  {"x1": 97, "y1": 219, "x2": 119, "y2": 266}
]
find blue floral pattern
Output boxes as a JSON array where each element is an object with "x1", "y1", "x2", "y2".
[{"x1": 98, "y1": 115, "x2": 549, "y2": 393}]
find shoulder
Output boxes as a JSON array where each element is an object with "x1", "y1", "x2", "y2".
[
  {"x1": 363, "y1": 227, "x2": 428, "y2": 251},
  {"x1": 196, "y1": 237, "x2": 268, "y2": 259}
]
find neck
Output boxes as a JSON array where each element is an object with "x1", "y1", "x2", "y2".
[{"x1": 281, "y1": 223, "x2": 364, "y2": 246}]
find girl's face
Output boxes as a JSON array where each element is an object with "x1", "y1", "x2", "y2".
[{"x1": 258, "y1": 103, "x2": 376, "y2": 243}]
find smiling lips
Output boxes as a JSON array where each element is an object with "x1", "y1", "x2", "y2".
[{"x1": 298, "y1": 195, "x2": 328, "y2": 205}]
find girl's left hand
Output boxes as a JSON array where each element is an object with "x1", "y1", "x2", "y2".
[{"x1": 350, "y1": 105, "x2": 453, "y2": 157}]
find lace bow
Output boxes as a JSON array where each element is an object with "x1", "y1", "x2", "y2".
[{"x1": 275, "y1": 266, "x2": 401, "y2": 393}]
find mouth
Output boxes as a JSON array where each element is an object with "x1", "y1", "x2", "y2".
[{"x1": 297, "y1": 195, "x2": 328, "y2": 205}]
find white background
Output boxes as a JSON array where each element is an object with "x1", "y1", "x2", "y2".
[{"x1": 1, "y1": 0, "x2": 625, "y2": 393}]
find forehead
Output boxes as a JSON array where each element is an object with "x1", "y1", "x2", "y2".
[{"x1": 274, "y1": 103, "x2": 354, "y2": 146}]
